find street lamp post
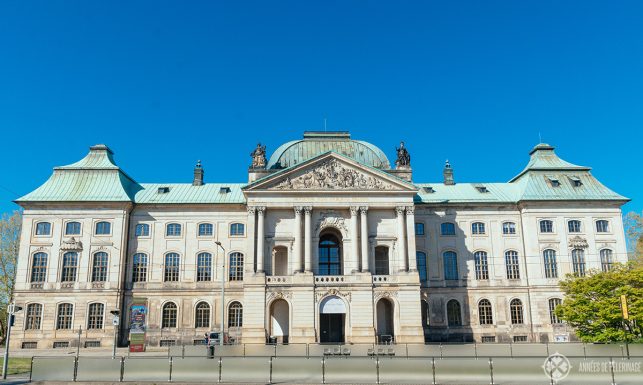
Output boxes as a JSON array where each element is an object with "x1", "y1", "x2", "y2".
[
  {"x1": 215, "y1": 241, "x2": 226, "y2": 346},
  {"x1": 2, "y1": 303, "x2": 22, "y2": 380}
]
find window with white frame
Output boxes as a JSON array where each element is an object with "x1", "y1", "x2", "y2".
[
  {"x1": 166, "y1": 223, "x2": 182, "y2": 237},
  {"x1": 198, "y1": 223, "x2": 214, "y2": 236},
  {"x1": 162, "y1": 302, "x2": 178, "y2": 328},
  {"x1": 164, "y1": 253, "x2": 180, "y2": 282},
  {"x1": 35, "y1": 222, "x2": 51, "y2": 236},
  {"x1": 30, "y1": 252, "x2": 48, "y2": 283},
  {"x1": 60, "y1": 252, "x2": 78, "y2": 282},
  {"x1": 567, "y1": 220, "x2": 582, "y2": 233},
  {"x1": 132, "y1": 253, "x2": 148, "y2": 282},
  {"x1": 195, "y1": 302, "x2": 210, "y2": 328},
  {"x1": 571, "y1": 249, "x2": 586, "y2": 277},
  {"x1": 505, "y1": 250, "x2": 520, "y2": 279},
  {"x1": 474, "y1": 251, "x2": 489, "y2": 280},
  {"x1": 197, "y1": 252, "x2": 212, "y2": 282},
  {"x1": 229, "y1": 252, "x2": 244, "y2": 281},
  {"x1": 95, "y1": 221, "x2": 111, "y2": 235},
  {"x1": 56, "y1": 303, "x2": 74, "y2": 329},
  {"x1": 539, "y1": 220, "x2": 554, "y2": 233},
  {"x1": 596, "y1": 220, "x2": 610, "y2": 233},
  {"x1": 65, "y1": 221, "x2": 81, "y2": 235},
  {"x1": 600, "y1": 249, "x2": 614, "y2": 272},
  {"x1": 502, "y1": 222, "x2": 516, "y2": 235},
  {"x1": 135, "y1": 224, "x2": 150, "y2": 237},
  {"x1": 549, "y1": 298, "x2": 562, "y2": 324},
  {"x1": 228, "y1": 302, "x2": 243, "y2": 328},
  {"x1": 510, "y1": 299, "x2": 524, "y2": 324},
  {"x1": 543, "y1": 249, "x2": 558, "y2": 278},
  {"x1": 471, "y1": 222, "x2": 486, "y2": 235},
  {"x1": 87, "y1": 303, "x2": 104, "y2": 329},
  {"x1": 91, "y1": 252, "x2": 108, "y2": 282},
  {"x1": 230, "y1": 223, "x2": 245, "y2": 236}
]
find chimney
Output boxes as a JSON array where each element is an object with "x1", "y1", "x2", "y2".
[
  {"x1": 443, "y1": 160, "x2": 455, "y2": 185},
  {"x1": 193, "y1": 160, "x2": 204, "y2": 186}
]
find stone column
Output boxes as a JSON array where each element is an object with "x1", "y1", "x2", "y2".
[
  {"x1": 293, "y1": 206, "x2": 303, "y2": 273},
  {"x1": 360, "y1": 206, "x2": 369, "y2": 272},
  {"x1": 246, "y1": 206, "x2": 256, "y2": 273},
  {"x1": 396, "y1": 206, "x2": 407, "y2": 271},
  {"x1": 256, "y1": 206, "x2": 265, "y2": 273},
  {"x1": 304, "y1": 206, "x2": 312, "y2": 272},
  {"x1": 405, "y1": 206, "x2": 417, "y2": 271},
  {"x1": 350, "y1": 207, "x2": 359, "y2": 273}
]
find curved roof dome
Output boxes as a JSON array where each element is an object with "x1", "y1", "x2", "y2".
[{"x1": 267, "y1": 132, "x2": 391, "y2": 170}]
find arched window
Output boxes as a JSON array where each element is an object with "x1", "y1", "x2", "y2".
[
  {"x1": 502, "y1": 222, "x2": 516, "y2": 235},
  {"x1": 229, "y1": 252, "x2": 244, "y2": 281},
  {"x1": 474, "y1": 251, "x2": 488, "y2": 280},
  {"x1": 510, "y1": 299, "x2": 524, "y2": 324},
  {"x1": 166, "y1": 223, "x2": 182, "y2": 236},
  {"x1": 65, "y1": 221, "x2": 81, "y2": 235},
  {"x1": 416, "y1": 252, "x2": 427, "y2": 282},
  {"x1": 442, "y1": 251, "x2": 458, "y2": 280},
  {"x1": 505, "y1": 250, "x2": 520, "y2": 279},
  {"x1": 543, "y1": 249, "x2": 558, "y2": 278},
  {"x1": 374, "y1": 246, "x2": 389, "y2": 275},
  {"x1": 132, "y1": 253, "x2": 148, "y2": 282},
  {"x1": 596, "y1": 220, "x2": 610, "y2": 233},
  {"x1": 35, "y1": 222, "x2": 51, "y2": 236},
  {"x1": 30, "y1": 252, "x2": 48, "y2": 283},
  {"x1": 478, "y1": 299, "x2": 493, "y2": 325},
  {"x1": 446, "y1": 300, "x2": 462, "y2": 326},
  {"x1": 91, "y1": 252, "x2": 108, "y2": 282},
  {"x1": 549, "y1": 298, "x2": 562, "y2": 324},
  {"x1": 95, "y1": 221, "x2": 111, "y2": 235},
  {"x1": 539, "y1": 220, "x2": 553, "y2": 233},
  {"x1": 319, "y1": 233, "x2": 342, "y2": 275},
  {"x1": 135, "y1": 224, "x2": 149, "y2": 237},
  {"x1": 195, "y1": 302, "x2": 210, "y2": 328},
  {"x1": 600, "y1": 249, "x2": 614, "y2": 272},
  {"x1": 162, "y1": 302, "x2": 178, "y2": 328},
  {"x1": 197, "y1": 252, "x2": 212, "y2": 282},
  {"x1": 61, "y1": 252, "x2": 78, "y2": 282},
  {"x1": 87, "y1": 303, "x2": 104, "y2": 329},
  {"x1": 571, "y1": 249, "x2": 586, "y2": 277},
  {"x1": 25, "y1": 304, "x2": 43, "y2": 330},
  {"x1": 164, "y1": 253, "x2": 180, "y2": 282},
  {"x1": 230, "y1": 223, "x2": 245, "y2": 236},
  {"x1": 471, "y1": 222, "x2": 486, "y2": 235},
  {"x1": 56, "y1": 303, "x2": 74, "y2": 329},
  {"x1": 198, "y1": 223, "x2": 214, "y2": 236},
  {"x1": 228, "y1": 302, "x2": 243, "y2": 328},
  {"x1": 567, "y1": 220, "x2": 581, "y2": 233},
  {"x1": 441, "y1": 222, "x2": 455, "y2": 236}
]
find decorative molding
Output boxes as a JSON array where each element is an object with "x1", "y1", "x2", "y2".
[
  {"x1": 270, "y1": 159, "x2": 395, "y2": 190},
  {"x1": 405, "y1": 206, "x2": 415, "y2": 215},
  {"x1": 315, "y1": 288, "x2": 352, "y2": 303},
  {"x1": 359, "y1": 206, "x2": 369, "y2": 214},
  {"x1": 294, "y1": 206, "x2": 302, "y2": 215},
  {"x1": 349, "y1": 206, "x2": 359, "y2": 216},
  {"x1": 303, "y1": 206, "x2": 312, "y2": 215},
  {"x1": 569, "y1": 236, "x2": 589, "y2": 249},
  {"x1": 315, "y1": 213, "x2": 348, "y2": 233},
  {"x1": 247, "y1": 206, "x2": 256, "y2": 215},
  {"x1": 395, "y1": 206, "x2": 405, "y2": 215},
  {"x1": 267, "y1": 291, "x2": 292, "y2": 302},
  {"x1": 60, "y1": 237, "x2": 83, "y2": 251},
  {"x1": 256, "y1": 206, "x2": 266, "y2": 215},
  {"x1": 374, "y1": 290, "x2": 399, "y2": 302}
]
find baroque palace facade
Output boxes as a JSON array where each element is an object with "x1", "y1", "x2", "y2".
[{"x1": 12, "y1": 132, "x2": 628, "y2": 349}]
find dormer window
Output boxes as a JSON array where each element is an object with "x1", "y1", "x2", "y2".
[
  {"x1": 475, "y1": 186, "x2": 489, "y2": 193},
  {"x1": 220, "y1": 187, "x2": 231, "y2": 194},
  {"x1": 546, "y1": 176, "x2": 560, "y2": 187},
  {"x1": 158, "y1": 187, "x2": 170, "y2": 194},
  {"x1": 569, "y1": 176, "x2": 582, "y2": 187},
  {"x1": 423, "y1": 186, "x2": 435, "y2": 193}
]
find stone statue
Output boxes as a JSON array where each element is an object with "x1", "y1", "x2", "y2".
[
  {"x1": 395, "y1": 141, "x2": 411, "y2": 168},
  {"x1": 250, "y1": 143, "x2": 267, "y2": 168}
]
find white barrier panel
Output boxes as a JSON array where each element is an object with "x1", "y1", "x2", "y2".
[
  {"x1": 434, "y1": 358, "x2": 490, "y2": 385},
  {"x1": 511, "y1": 343, "x2": 549, "y2": 357},
  {"x1": 378, "y1": 357, "x2": 432, "y2": 384},
  {"x1": 272, "y1": 357, "x2": 324, "y2": 384},
  {"x1": 584, "y1": 344, "x2": 623, "y2": 358},
  {"x1": 324, "y1": 357, "x2": 377, "y2": 384},
  {"x1": 561, "y1": 357, "x2": 615, "y2": 384},
  {"x1": 613, "y1": 357, "x2": 643, "y2": 385},
  {"x1": 220, "y1": 357, "x2": 270, "y2": 383},
  {"x1": 476, "y1": 343, "x2": 511, "y2": 357},
  {"x1": 275, "y1": 344, "x2": 308, "y2": 357},
  {"x1": 76, "y1": 357, "x2": 122, "y2": 382},
  {"x1": 441, "y1": 344, "x2": 476, "y2": 357},
  {"x1": 171, "y1": 357, "x2": 219, "y2": 382},
  {"x1": 31, "y1": 357, "x2": 76, "y2": 382},
  {"x1": 123, "y1": 357, "x2": 169, "y2": 382},
  {"x1": 492, "y1": 357, "x2": 550, "y2": 385},
  {"x1": 407, "y1": 344, "x2": 439, "y2": 357}
]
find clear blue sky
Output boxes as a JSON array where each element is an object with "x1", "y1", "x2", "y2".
[{"x1": 1, "y1": 1, "x2": 641, "y2": 214}]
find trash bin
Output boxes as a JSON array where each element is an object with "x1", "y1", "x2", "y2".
[
  {"x1": 268, "y1": 336, "x2": 277, "y2": 344},
  {"x1": 208, "y1": 345, "x2": 215, "y2": 359}
]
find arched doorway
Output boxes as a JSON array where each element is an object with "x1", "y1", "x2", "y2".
[
  {"x1": 376, "y1": 298, "x2": 394, "y2": 344},
  {"x1": 318, "y1": 231, "x2": 342, "y2": 275},
  {"x1": 270, "y1": 299, "x2": 289, "y2": 343},
  {"x1": 319, "y1": 296, "x2": 346, "y2": 343}
]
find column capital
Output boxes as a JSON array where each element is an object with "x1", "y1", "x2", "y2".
[
  {"x1": 294, "y1": 206, "x2": 303, "y2": 215},
  {"x1": 247, "y1": 206, "x2": 256, "y2": 215},
  {"x1": 395, "y1": 206, "x2": 406, "y2": 215},
  {"x1": 359, "y1": 206, "x2": 369, "y2": 213},
  {"x1": 350, "y1": 206, "x2": 360, "y2": 216},
  {"x1": 256, "y1": 206, "x2": 266, "y2": 215},
  {"x1": 303, "y1": 206, "x2": 313, "y2": 214},
  {"x1": 405, "y1": 206, "x2": 415, "y2": 215}
]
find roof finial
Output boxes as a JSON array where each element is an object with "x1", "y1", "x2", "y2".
[
  {"x1": 538, "y1": 131, "x2": 542, "y2": 144},
  {"x1": 443, "y1": 159, "x2": 454, "y2": 185},
  {"x1": 193, "y1": 160, "x2": 204, "y2": 186}
]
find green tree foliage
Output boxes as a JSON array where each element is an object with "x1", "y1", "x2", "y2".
[
  {"x1": 556, "y1": 264, "x2": 642, "y2": 342},
  {"x1": 0, "y1": 211, "x2": 21, "y2": 344},
  {"x1": 624, "y1": 211, "x2": 643, "y2": 265}
]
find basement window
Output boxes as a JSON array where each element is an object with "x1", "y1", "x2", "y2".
[
  {"x1": 53, "y1": 341, "x2": 70, "y2": 348},
  {"x1": 157, "y1": 187, "x2": 170, "y2": 194}
]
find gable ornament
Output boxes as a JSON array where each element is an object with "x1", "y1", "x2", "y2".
[
  {"x1": 315, "y1": 288, "x2": 351, "y2": 303},
  {"x1": 315, "y1": 212, "x2": 348, "y2": 233},
  {"x1": 61, "y1": 237, "x2": 83, "y2": 251},
  {"x1": 250, "y1": 143, "x2": 267, "y2": 169},
  {"x1": 569, "y1": 235, "x2": 589, "y2": 249}
]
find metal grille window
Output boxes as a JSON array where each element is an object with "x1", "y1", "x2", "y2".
[
  {"x1": 95, "y1": 221, "x2": 111, "y2": 235},
  {"x1": 195, "y1": 302, "x2": 210, "y2": 328},
  {"x1": 549, "y1": 298, "x2": 562, "y2": 324},
  {"x1": 56, "y1": 303, "x2": 74, "y2": 329},
  {"x1": 543, "y1": 249, "x2": 558, "y2": 278},
  {"x1": 61, "y1": 252, "x2": 78, "y2": 282},
  {"x1": 35, "y1": 222, "x2": 51, "y2": 236},
  {"x1": 416, "y1": 252, "x2": 427, "y2": 282},
  {"x1": 539, "y1": 220, "x2": 553, "y2": 233},
  {"x1": 135, "y1": 224, "x2": 149, "y2": 237},
  {"x1": 474, "y1": 251, "x2": 489, "y2": 280},
  {"x1": 502, "y1": 222, "x2": 516, "y2": 235},
  {"x1": 228, "y1": 302, "x2": 243, "y2": 328},
  {"x1": 600, "y1": 249, "x2": 614, "y2": 272},
  {"x1": 198, "y1": 223, "x2": 213, "y2": 236},
  {"x1": 65, "y1": 222, "x2": 81, "y2": 235},
  {"x1": 478, "y1": 299, "x2": 493, "y2": 325},
  {"x1": 505, "y1": 251, "x2": 520, "y2": 279},
  {"x1": 162, "y1": 302, "x2": 178, "y2": 328},
  {"x1": 164, "y1": 253, "x2": 180, "y2": 282},
  {"x1": 471, "y1": 222, "x2": 486, "y2": 235},
  {"x1": 87, "y1": 303, "x2": 104, "y2": 329},
  {"x1": 166, "y1": 223, "x2": 182, "y2": 236},
  {"x1": 196, "y1": 252, "x2": 212, "y2": 282},
  {"x1": 415, "y1": 222, "x2": 425, "y2": 236},
  {"x1": 510, "y1": 299, "x2": 524, "y2": 324},
  {"x1": 230, "y1": 223, "x2": 245, "y2": 236},
  {"x1": 441, "y1": 222, "x2": 455, "y2": 236},
  {"x1": 596, "y1": 220, "x2": 610, "y2": 233},
  {"x1": 446, "y1": 300, "x2": 462, "y2": 326},
  {"x1": 132, "y1": 253, "x2": 148, "y2": 282},
  {"x1": 571, "y1": 249, "x2": 586, "y2": 277},
  {"x1": 374, "y1": 246, "x2": 389, "y2": 275},
  {"x1": 25, "y1": 304, "x2": 43, "y2": 330},
  {"x1": 31, "y1": 252, "x2": 48, "y2": 283},
  {"x1": 567, "y1": 220, "x2": 582, "y2": 233},
  {"x1": 443, "y1": 251, "x2": 458, "y2": 280},
  {"x1": 91, "y1": 252, "x2": 108, "y2": 282},
  {"x1": 229, "y1": 252, "x2": 244, "y2": 281}
]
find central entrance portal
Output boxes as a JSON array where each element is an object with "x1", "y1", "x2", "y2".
[{"x1": 319, "y1": 296, "x2": 346, "y2": 343}]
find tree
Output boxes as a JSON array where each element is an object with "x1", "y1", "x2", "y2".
[
  {"x1": 624, "y1": 211, "x2": 643, "y2": 265},
  {"x1": 0, "y1": 211, "x2": 21, "y2": 344},
  {"x1": 556, "y1": 264, "x2": 643, "y2": 343}
]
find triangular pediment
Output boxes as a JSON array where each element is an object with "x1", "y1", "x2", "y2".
[{"x1": 244, "y1": 152, "x2": 416, "y2": 192}]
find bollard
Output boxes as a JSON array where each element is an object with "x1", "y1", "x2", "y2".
[
  {"x1": 119, "y1": 357, "x2": 125, "y2": 382},
  {"x1": 321, "y1": 356, "x2": 325, "y2": 384},
  {"x1": 609, "y1": 357, "x2": 616, "y2": 385},
  {"x1": 431, "y1": 357, "x2": 436, "y2": 385},
  {"x1": 168, "y1": 356, "x2": 173, "y2": 382},
  {"x1": 218, "y1": 357, "x2": 222, "y2": 383},
  {"x1": 208, "y1": 345, "x2": 215, "y2": 359},
  {"x1": 488, "y1": 357, "x2": 494, "y2": 385},
  {"x1": 375, "y1": 356, "x2": 380, "y2": 384}
]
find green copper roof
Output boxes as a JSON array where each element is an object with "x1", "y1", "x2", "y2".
[
  {"x1": 510, "y1": 143, "x2": 590, "y2": 182},
  {"x1": 414, "y1": 183, "x2": 521, "y2": 203},
  {"x1": 134, "y1": 183, "x2": 245, "y2": 204},
  {"x1": 266, "y1": 132, "x2": 391, "y2": 170}
]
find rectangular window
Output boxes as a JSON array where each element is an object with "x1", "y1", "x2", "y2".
[
  {"x1": 198, "y1": 223, "x2": 214, "y2": 236},
  {"x1": 481, "y1": 336, "x2": 496, "y2": 343},
  {"x1": 135, "y1": 224, "x2": 149, "y2": 237},
  {"x1": 502, "y1": 222, "x2": 516, "y2": 235},
  {"x1": 132, "y1": 253, "x2": 148, "y2": 282},
  {"x1": 539, "y1": 220, "x2": 554, "y2": 233},
  {"x1": 416, "y1": 252, "x2": 427, "y2": 282},
  {"x1": 441, "y1": 223, "x2": 455, "y2": 236},
  {"x1": 87, "y1": 303, "x2": 104, "y2": 329},
  {"x1": 197, "y1": 253, "x2": 212, "y2": 282},
  {"x1": 571, "y1": 249, "x2": 586, "y2": 277},
  {"x1": 230, "y1": 223, "x2": 245, "y2": 236},
  {"x1": 471, "y1": 222, "x2": 486, "y2": 235},
  {"x1": 91, "y1": 252, "x2": 108, "y2": 282},
  {"x1": 164, "y1": 253, "x2": 180, "y2": 282},
  {"x1": 53, "y1": 341, "x2": 70, "y2": 348},
  {"x1": 414, "y1": 223, "x2": 425, "y2": 236},
  {"x1": 443, "y1": 252, "x2": 458, "y2": 280},
  {"x1": 596, "y1": 220, "x2": 610, "y2": 233},
  {"x1": 61, "y1": 252, "x2": 78, "y2": 282},
  {"x1": 95, "y1": 221, "x2": 111, "y2": 235},
  {"x1": 56, "y1": 304, "x2": 74, "y2": 330},
  {"x1": 166, "y1": 223, "x2": 182, "y2": 236},
  {"x1": 505, "y1": 251, "x2": 520, "y2": 280},
  {"x1": 513, "y1": 336, "x2": 528, "y2": 342},
  {"x1": 549, "y1": 298, "x2": 562, "y2": 324},
  {"x1": 229, "y1": 253, "x2": 244, "y2": 281},
  {"x1": 25, "y1": 304, "x2": 43, "y2": 330},
  {"x1": 65, "y1": 222, "x2": 81, "y2": 235},
  {"x1": 567, "y1": 220, "x2": 581, "y2": 233},
  {"x1": 35, "y1": 222, "x2": 51, "y2": 236}
]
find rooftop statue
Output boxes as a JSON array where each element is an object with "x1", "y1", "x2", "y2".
[
  {"x1": 250, "y1": 143, "x2": 267, "y2": 168},
  {"x1": 395, "y1": 141, "x2": 411, "y2": 168}
]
